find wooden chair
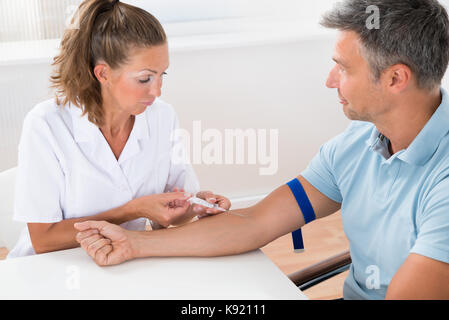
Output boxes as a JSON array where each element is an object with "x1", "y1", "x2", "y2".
[{"x1": 288, "y1": 250, "x2": 351, "y2": 292}]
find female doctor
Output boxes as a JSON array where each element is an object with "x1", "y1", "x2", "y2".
[{"x1": 7, "y1": 0, "x2": 230, "y2": 258}]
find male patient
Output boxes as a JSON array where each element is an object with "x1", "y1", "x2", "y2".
[{"x1": 75, "y1": 0, "x2": 449, "y2": 299}]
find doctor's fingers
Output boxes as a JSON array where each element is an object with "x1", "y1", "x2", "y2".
[
  {"x1": 206, "y1": 206, "x2": 227, "y2": 214},
  {"x1": 162, "y1": 192, "x2": 192, "y2": 203},
  {"x1": 197, "y1": 207, "x2": 226, "y2": 219},
  {"x1": 174, "y1": 199, "x2": 190, "y2": 212},
  {"x1": 215, "y1": 196, "x2": 231, "y2": 210},
  {"x1": 172, "y1": 198, "x2": 190, "y2": 207},
  {"x1": 196, "y1": 191, "x2": 216, "y2": 203},
  {"x1": 200, "y1": 192, "x2": 231, "y2": 210},
  {"x1": 192, "y1": 204, "x2": 213, "y2": 215},
  {"x1": 168, "y1": 201, "x2": 190, "y2": 218}
]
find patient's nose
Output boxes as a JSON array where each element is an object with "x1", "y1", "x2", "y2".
[{"x1": 326, "y1": 65, "x2": 340, "y2": 89}]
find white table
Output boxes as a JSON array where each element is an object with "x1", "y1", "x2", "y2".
[{"x1": 0, "y1": 248, "x2": 308, "y2": 300}]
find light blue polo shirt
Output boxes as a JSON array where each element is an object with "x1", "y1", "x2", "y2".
[{"x1": 301, "y1": 88, "x2": 449, "y2": 300}]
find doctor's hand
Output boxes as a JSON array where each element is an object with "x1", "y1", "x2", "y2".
[
  {"x1": 194, "y1": 190, "x2": 231, "y2": 219},
  {"x1": 130, "y1": 192, "x2": 192, "y2": 228},
  {"x1": 74, "y1": 220, "x2": 135, "y2": 266}
]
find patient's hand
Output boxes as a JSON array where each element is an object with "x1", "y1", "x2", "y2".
[{"x1": 74, "y1": 221, "x2": 135, "y2": 266}]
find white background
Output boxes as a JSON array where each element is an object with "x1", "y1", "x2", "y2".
[{"x1": 1, "y1": 0, "x2": 449, "y2": 201}]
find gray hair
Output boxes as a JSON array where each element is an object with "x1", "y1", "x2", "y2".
[{"x1": 321, "y1": 0, "x2": 449, "y2": 90}]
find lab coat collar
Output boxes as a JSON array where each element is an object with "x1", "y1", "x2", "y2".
[
  {"x1": 70, "y1": 103, "x2": 150, "y2": 166},
  {"x1": 133, "y1": 109, "x2": 150, "y2": 141},
  {"x1": 117, "y1": 111, "x2": 150, "y2": 164},
  {"x1": 70, "y1": 104, "x2": 101, "y2": 143},
  {"x1": 71, "y1": 103, "x2": 150, "y2": 143}
]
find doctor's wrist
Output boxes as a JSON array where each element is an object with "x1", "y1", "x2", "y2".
[
  {"x1": 127, "y1": 196, "x2": 161, "y2": 221},
  {"x1": 125, "y1": 198, "x2": 147, "y2": 220}
]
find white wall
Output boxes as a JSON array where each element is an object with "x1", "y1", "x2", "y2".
[
  {"x1": 4, "y1": 0, "x2": 449, "y2": 200},
  {"x1": 0, "y1": 0, "x2": 339, "y2": 41},
  {"x1": 124, "y1": 0, "x2": 338, "y2": 23},
  {"x1": 0, "y1": 27, "x2": 349, "y2": 200},
  {"x1": 166, "y1": 36, "x2": 349, "y2": 198}
]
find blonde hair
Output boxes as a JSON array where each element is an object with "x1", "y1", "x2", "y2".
[{"x1": 50, "y1": 0, "x2": 167, "y2": 127}]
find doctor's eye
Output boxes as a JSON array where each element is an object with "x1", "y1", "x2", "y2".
[{"x1": 139, "y1": 75, "x2": 155, "y2": 84}]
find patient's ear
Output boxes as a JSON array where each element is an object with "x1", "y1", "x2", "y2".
[{"x1": 383, "y1": 64, "x2": 412, "y2": 93}]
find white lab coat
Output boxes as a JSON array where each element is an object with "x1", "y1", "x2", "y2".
[{"x1": 7, "y1": 98, "x2": 199, "y2": 258}]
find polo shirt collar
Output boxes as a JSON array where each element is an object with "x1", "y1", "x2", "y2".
[
  {"x1": 366, "y1": 127, "x2": 392, "y2": 160},
  {"x1": 365, "y1": 88, "x2": 449, "y2": 166},
  {"x1": 397, "y1": 88, "x2": 449, "y2": 166},
  {"x1": 366, "y1": 125, "x2": 384, "y2": 148}
]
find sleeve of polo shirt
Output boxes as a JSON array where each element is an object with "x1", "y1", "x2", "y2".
[
  {"x1": 164, "y1": 111, "x2": 200, "y2": 195},
  {"x1": 410, "y1": 176, "x2": 449, "y2": 263},
  {"x1": 300, "y1": 133, "x2": 345, "y2": 203},
  {"x1": 13, "y1": 113, "x2": 65, "y2": 223}
]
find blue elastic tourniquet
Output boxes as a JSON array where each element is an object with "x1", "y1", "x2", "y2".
[{"x1": 286, "y1": 178, "x2": 316, "y2": 251}]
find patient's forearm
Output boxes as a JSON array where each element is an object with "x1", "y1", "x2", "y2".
[
  {"x1": 134, "y1": 208, "x2": 274, "y2": 258},
  {"x1": 133, "y1": 184, "x2": 308, "y2": 258}
]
